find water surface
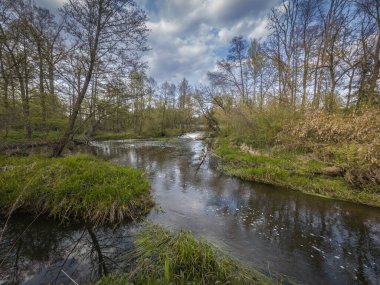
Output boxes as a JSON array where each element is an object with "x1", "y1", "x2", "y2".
[{"x1": 1, "y1": 136, "x2": 379, "y2": 284}]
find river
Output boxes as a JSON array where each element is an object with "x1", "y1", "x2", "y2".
[{"x1": 1, "y1": 134, "x2": 379, "y2": 284}]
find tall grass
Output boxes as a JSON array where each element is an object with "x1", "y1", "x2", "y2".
[
  {"x1": 278, "y1": 108, "x2": 380, "y2": 190},
  {"x1": 0, "y1": 155, "x2": 153, "y2": 225}
]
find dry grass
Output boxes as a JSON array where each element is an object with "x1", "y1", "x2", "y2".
[{"x1": 277, "y1": 108, "x2": 380, "y2": 190}]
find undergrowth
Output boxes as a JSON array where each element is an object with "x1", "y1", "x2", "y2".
[{"x1": 0, "y1": 154, "x2": 153, "y2": 225}]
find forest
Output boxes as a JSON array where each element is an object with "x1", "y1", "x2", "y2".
[
  {"x1": 0, "y1": 0, "x2": 379, "y2": 284},
  {"x1": 0, "y1": 0, "x2": 379, "y2": 145}
]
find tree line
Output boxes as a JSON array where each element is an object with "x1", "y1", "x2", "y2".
[
  {"x1": 0, "y1": 0, "x2": 150, "y2": 155},
  {"x1": 0, "y1": 0, "x2": 379, "y2": 155},
  {"x1": 207, "y1": 0, "x2": 379, "y2": 111},
  {"x1": 0, "y1": 0, "x2": 201, "y2": 155}
]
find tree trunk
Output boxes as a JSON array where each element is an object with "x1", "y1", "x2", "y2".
[
  {"x1": 367, "y1": 31, "x2": 380, "y2": 105},
  {"x1": 37, "y1": 44, "x2": 47, "y2": 122},
  {"x1": 52, "y1": 0, "x2": 103, "y2": 157}
]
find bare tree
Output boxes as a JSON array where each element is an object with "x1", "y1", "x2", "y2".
[
  {"x1": 0, "y1": 0, "x2": 34, "y2": 138},
  {"x1": 53, "y1": 0, "x2": 148, "y2": 156},
  {"x1": 208, "y1": 36, "x2": 249, "y2": 103},
  {"x1": 356, "y1": 0, "x2": 380, "y2": 105}
]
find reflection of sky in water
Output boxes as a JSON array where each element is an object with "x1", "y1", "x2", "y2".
[
  {"x1": 0, "y1": 216, "x2": 137, "y2": 285},
  {"x1": 93, "y1": 138, "x2": 380, "y2": 285},
  {"x1": 1, "y1": 136, "x2": 379, "y2": 285}
]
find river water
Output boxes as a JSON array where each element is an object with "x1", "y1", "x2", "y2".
[{"x1": 1, "y1": 135, "x2": 379, "y2": 284}]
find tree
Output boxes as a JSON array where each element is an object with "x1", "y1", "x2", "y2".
[
  {"x1": 52, "y1": 0, "x2": 148, "y2": 156},
  {"x1": 208, "y1": 36, "x2": 249, "y2": 103},
  {"x1": 356, "y1": 0, "x2": 380, "y2": 105},
  {"x1": 0, "y1": 0, "x2": 33, "y2": 138}
]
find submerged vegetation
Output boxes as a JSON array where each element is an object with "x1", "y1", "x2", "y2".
[
  {"x1": 96, "y1": 224, "x2": 275, "y2": 285},
  {"x1": 0, "y1": 155, "x2": 153, "y2": 224}
]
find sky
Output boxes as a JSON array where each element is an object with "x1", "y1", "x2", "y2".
[{"x1": 34, "y1": 0, "x2": 278, "y2": 85}]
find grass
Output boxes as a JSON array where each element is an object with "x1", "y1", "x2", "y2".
[
  {"x1": 214, "y1": 138, "x2": 380, "y2": 207},
  {"x1": 0, "y1": 154, "x2": 153, "y2": 225},
  {"x1": 0, "y1": 130, "x2": 62, "y2": 145},
  {"x1": 95, "y1": 224, "x2": 277, "y2": 285}
]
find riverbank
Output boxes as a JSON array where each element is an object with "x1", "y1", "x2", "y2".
[
  {"x1": 96, "y1": 224, "x2": 275, "y2": 285},
  {"x1": 92, "y1": 129, "x2": 188, "y2": 141},
  {"x1": 213, "y1": 138, "x2": 380, "y2": 207},
  {"x1": 0, "y1": 154, "x2": 153, "y2": 224},
  {"x1": 93, "y1": 132, "x2": 181, "y2": 141}
]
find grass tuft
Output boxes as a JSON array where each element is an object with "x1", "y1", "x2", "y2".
[
  {"x1": 96, "y1": 224, "x2": 276, "y2": 285},
  {"x1": 0, "y1": 154, "x2": 153, "y2": 225}
]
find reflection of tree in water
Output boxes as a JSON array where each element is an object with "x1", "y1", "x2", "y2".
[
  {"x1": 91, "y1": 139, "x2": 380, "y2": 284},
  {"x1": 0, "y1": 215, "x2": 135, "y2": 284},
  {"x1": 0, "y1": 215, "x2": 70, "y2": 284},
  {"x1": 207, "y1": 184, "x2": 380, "y2": 284},
  {"x1": 87, "y1": 226, "x2": 109, "y2": 277},
  {"x1": 5, "y1": 140, "x2": 377, "y2": 284}
]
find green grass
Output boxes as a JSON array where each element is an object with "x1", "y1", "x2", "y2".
[
  {"x1": 214, "y1": 138, "x2": 380, "y2": 207},
  {"x1": 0, "y1": 154, "x2": 153, "y2": 224},
  {"x1": 95, "y1": 224, "x2": 277, "y2": 285},
  {"x1": 0, "y1": 130, "x2": 62, "y2": 145}
]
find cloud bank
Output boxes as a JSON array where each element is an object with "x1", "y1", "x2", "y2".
[{"x1": 35, "y1": 0, "x2": 277, "y2": 85}]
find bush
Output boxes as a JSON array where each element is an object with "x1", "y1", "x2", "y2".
[{"x1": 216, "y1": 102, "x2": 296, "y2": 148}]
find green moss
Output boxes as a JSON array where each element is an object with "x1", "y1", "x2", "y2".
[
  {"x1": 95, "y1": 224, "x2": 277, "y2": 285},
  {"x1": 0, "y1": 154, "x2": 153, "y2": 224},
  {"x1": 214, "y1": 139, "x2": 380, "y2": 207}
]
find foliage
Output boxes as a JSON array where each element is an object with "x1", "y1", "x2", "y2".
[
  {"x1": 95, "y1": 224, "x2": 275, "y2": 285},
  {"x1": 0, "y1": 155, "x2": 153, "y2": 225},
  {"x1": 215, "y1": 102, "x2": 296, "y2": 147}
]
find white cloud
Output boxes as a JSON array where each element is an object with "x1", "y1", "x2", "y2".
[
  {"x1": 142, "y1": 0, "x2": 278, "y2": 85},
  {"x1": 35, "y1": 0, "x2": 278, "y2": 86}
]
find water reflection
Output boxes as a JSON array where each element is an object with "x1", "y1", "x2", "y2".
[
  {"x1": 1, "y1": 138, "x2": 380, "y2": 285},
  {"x1": 0, "y1": 215, "x2": 135, "y2": 284},
  {"x1": 92, "y1": 139, "x2": 380, "y2": 285}
]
